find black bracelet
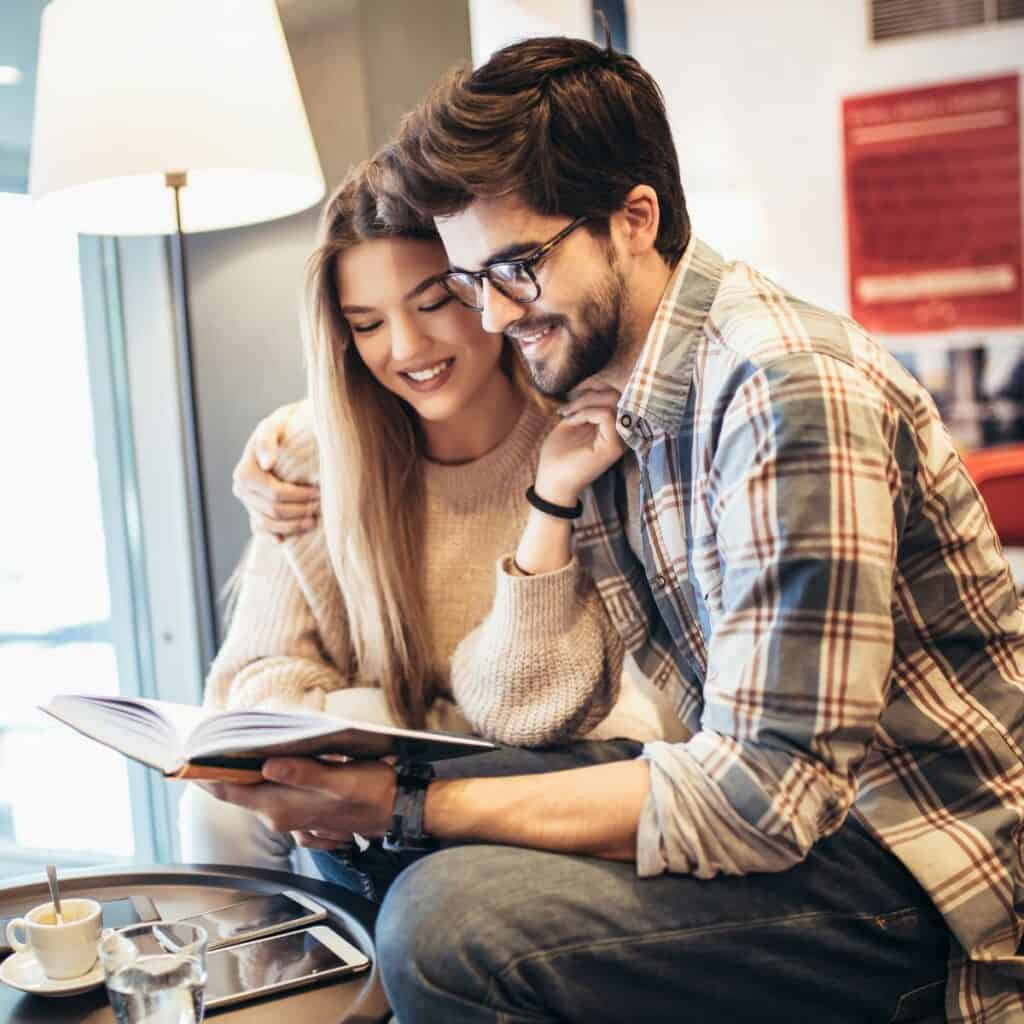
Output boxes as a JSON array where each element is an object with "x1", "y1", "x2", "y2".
[{"x1": 526, "y1": 485, "x2": 583, "y2": 520}]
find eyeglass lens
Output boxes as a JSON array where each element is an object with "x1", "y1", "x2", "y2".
[{"x1": 446, "y1": 263, "x2": 539, "y2": 309}]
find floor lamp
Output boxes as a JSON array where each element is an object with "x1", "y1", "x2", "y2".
[{"x1": 28, "y1": 0, "x2": 325, "y2": 675}]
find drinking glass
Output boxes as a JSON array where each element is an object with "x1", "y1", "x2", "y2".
[{"x1": 99, "y1": 922, "x2": 208, "y2": 1024}]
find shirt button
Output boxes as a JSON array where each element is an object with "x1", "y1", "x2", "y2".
[
  {"x1": 619, "y1": 413, "x2": 633, "y2": 429},
  {"x1": 654, "y1": 574, "x2": 666, "y2": 588}
]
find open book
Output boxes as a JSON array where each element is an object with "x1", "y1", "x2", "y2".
[{"x1": 41, "y1": 695, "x2": 497, "y2": 783}]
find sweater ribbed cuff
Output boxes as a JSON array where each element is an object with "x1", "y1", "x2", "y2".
[{"x1": 493, "y1": 555, "x2": 583, "y2": 635}]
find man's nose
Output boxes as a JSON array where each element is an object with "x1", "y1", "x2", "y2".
[{"x1": 480, "y1": 279, "x2": 527, "y2": 335}]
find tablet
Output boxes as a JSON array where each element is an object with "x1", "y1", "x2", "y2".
[
  {"x1": 203, "y1": 925, "x2": 370, "y2": 1009},
  {"x1": 176, "y1": 890, "x2": 326, "y2": 950}
]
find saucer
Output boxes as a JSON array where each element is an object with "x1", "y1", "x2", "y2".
[{"x1": 0, "y1": 951, "x2": 104, "y2": 997}]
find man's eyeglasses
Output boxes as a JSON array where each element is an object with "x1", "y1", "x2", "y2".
[{"x1": 442, "y1": 216, "x2": 588, "y2": 312}]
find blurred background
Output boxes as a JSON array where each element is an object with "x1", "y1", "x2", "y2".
[{"x1": 0, "y1": 0, "x2": 1021, "y2": 876}]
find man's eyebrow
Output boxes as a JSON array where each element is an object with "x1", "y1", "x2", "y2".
[
  {"x1": 449, "y1": 240, "x2": 544, "y2": 274},
  {"x1": 341, "y1": 274, "x2": 445, "y2": 314},
  {"x1": 485, "y1": 240, "x2": 544, "y2": 265}
]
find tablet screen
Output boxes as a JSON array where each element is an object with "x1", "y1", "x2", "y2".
[
  {"x1": 205, "y1": 928, "x2": 354, "y2": 1002},
  {"x1": 189, "y1": 893, "x2": 314, "y2": 945}
]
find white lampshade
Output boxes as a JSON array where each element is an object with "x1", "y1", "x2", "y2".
[{"x1": 29, "y1": 0, "x2": 325, "y2": 235}]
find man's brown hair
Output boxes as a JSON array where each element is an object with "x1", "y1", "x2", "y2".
[{"x1": 390, "y1": 34, "x2": 690, "y2": 266}]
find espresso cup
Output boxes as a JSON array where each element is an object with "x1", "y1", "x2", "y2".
[{"x1": 5, "y1": 898, "x2": 102, "y2": 979}]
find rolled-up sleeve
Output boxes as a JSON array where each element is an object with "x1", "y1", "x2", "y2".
[{"x1": 636, "y1": 352, "x2": 906, "y2": 878}]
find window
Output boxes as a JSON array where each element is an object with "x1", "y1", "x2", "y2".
[
  {"x1": 0, "y1": 0, "x2": 196, "y2": 877},
  {"x1": 0, "y1": 197, "x2": 138, "y2": 874}
]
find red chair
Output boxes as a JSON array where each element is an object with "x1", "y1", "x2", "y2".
[{"x1": 962, "y1": 444, "x2": 1024, "y2": 546}]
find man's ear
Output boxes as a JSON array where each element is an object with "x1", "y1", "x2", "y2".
[{"x1": 615, "y1": 185, "x2": 660, "y2": 256}]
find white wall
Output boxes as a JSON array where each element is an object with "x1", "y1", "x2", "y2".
[
  {"x1": 469, "y1": 0, "x2": 590, "y2": 66},
  {"x1": 360, "y1": 0, "x2": 473, "y2": 148},
  {"x1": 470, "y1": 1, "x2": 1024, "y2": 317}
]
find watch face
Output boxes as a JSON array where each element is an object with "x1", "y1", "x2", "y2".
[{"x1": 398, "y1": 763, "x2": 435, "y2": 786}]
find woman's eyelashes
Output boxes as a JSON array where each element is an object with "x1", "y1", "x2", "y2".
[
  {"x1": 348, "y1": 295, "x2": 452, "y2": 334},
  {"x1": 350, "y1": 319, "x2": 383, "y2": 334}
]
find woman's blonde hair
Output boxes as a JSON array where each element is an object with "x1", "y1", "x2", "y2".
[{"x1": 303, "y1": 157, "x2": 531, "y2": 728}]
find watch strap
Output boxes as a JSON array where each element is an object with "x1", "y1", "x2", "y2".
[{"x1": 383, "y1": 762, "x2": 437, "y2": 852}]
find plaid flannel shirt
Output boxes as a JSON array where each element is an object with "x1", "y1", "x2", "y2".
[{"x1": 575, "y1": 236, "x2": 1024, "y2": 1022}]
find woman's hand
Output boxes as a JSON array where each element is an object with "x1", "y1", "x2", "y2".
[
  {"x1": 514, "y1": 384, "x2": 626, "y2": 575},
  {"x1": 233, "y1": 404, "x2": 320, "y2": 539},
  {"x1": 535, "y1": 383, "x2": 627, "y2": 506}
]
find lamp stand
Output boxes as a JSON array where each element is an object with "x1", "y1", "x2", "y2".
[{"x1": 165, "y1": 171, "x2": 217, "y2": 676}]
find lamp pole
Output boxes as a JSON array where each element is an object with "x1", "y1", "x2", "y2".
[{"x1": 165, "y1": 170, "x2": 217, "y2": 675}]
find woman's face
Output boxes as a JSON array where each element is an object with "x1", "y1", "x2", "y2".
[{"x1": 337, "y1": 237, "x2": 505, "y2": 424}]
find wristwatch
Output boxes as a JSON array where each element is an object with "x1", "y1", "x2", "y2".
[{"x1": 382, "y1": 762, "x2": 437, "y2": 852}]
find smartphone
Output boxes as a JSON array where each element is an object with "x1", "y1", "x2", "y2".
[
  {"x1": 0, "y1": 894, "x2": 160, "y2": 957},
  {"x1": 203, "y1": 924, "x2": 370, "y2": 1009},
  {"x1": 176, "y1": 890, "x2": 326, "y2": 950}
]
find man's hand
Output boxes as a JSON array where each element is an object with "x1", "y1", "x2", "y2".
[
  {"x1": 233, "y1": 404, "x2": 320, "y2": 539},
  {"x1": 202, "y1": 758, "x2": 396, "y2": 848},
  {"x1": 535, "y1": 383, "x2": 627, "y2": 506}
]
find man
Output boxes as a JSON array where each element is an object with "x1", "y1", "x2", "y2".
[{"x1": 212, "y1": 35, "x2": 1024, "y2": 1022}]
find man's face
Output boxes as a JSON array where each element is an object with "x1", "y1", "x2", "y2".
[{"x1": 436, "y1": 195, "x2": 627, "y2": 398}]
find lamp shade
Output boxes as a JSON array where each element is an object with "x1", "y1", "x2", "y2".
[{"x1": 29, "y1": 0, "x2": 325, "y2": 235}]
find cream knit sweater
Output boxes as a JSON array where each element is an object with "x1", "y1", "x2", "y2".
[{"x1": 205, "y1": 399, "x2": 624, "y2": 747}]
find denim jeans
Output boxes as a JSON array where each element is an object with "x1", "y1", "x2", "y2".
[{"x1": 314, "y1": 742, "x2": 950, "y2": 1023}]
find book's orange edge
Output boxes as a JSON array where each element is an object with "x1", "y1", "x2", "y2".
[{"x1": 165, "y1": 764, "x2": 264, "y2": 784}]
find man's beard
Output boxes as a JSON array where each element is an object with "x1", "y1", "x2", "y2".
[{"x1": 508, "y1": 254, "x2": 626, "y2": 399}]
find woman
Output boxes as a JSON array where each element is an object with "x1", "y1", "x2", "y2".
[{"x1": 180, "y1": 157, "x2": 684, "y2": 874}]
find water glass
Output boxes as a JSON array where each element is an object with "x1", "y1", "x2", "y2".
[{"x1": 99, "y1": 922, "x2": 208, "y2": 1024}]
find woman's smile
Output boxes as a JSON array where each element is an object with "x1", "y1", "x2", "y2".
[{"x1": 399, "y1": 356, "x2": 456, "y2": 392}]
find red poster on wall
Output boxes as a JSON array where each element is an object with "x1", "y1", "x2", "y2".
[{"x1": 843, "y1": 74, "x2": 1022, "y2": 334}]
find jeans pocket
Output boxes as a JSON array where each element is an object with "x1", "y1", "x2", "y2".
[{"x1": 888, "y1": 978, "x2": 945, "y2": 1023}]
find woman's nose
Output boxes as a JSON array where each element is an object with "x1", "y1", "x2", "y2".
[{"x1": 390, "y1": 316, "x2": 431, "y2": 362}]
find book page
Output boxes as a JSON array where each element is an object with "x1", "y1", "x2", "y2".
[
  {"x1": 186, "y1": 708, "x2": 351, "y2": 758},
  {"x1": 185, "y1": 708, "x2": 496, "y2": 764},
  {"x1": 136, "y1": 698, "x2": 216, "y2": 740},
  {"x1": 41, "y1": 695, "x2": 497, "y2": 777},
  {"x1": 41, "y1": 695, "x2": 185, "y2": 774}
]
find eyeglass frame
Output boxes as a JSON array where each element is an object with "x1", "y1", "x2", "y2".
[{"x1": 441, "y1": 215, "x2": 590, "y2": 312}]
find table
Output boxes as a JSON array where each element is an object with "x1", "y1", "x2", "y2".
[{"x1": 0, "y1": 864, "x2": 390, "y2": 1023}]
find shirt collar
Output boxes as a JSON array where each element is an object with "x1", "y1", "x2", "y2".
[{"x1": 617, "y1": 234, "x2": 725, "y2": 446}]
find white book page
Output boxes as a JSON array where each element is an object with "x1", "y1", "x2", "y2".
[
  {"x1": 185, "y1": 708, "x2": 497, "y2": 762},
  {"x1": 42, "y1": 694, "x2": 497, "y2": 770},
  {"x1": 185, "y1": 707, "x2": 339, "y2": 759},
  {"x1": 135, "y1": 698, "x2": 218, "y2": 741},
  {"x1": 41, "y1": 695, "x2": 194, "y2": 774}
]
